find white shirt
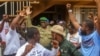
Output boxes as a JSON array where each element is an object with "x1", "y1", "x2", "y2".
[
  {"x1": 4, "y1": 27, "x2": 20, "y2": 55},
  {"x1": 67, "y1": 32, "x2": 81, "y2": 44},
  {"x1": 0, "y1": 21, "x2": 9, "y2": 42},
  {"x1": 16, "y1": 42, "x2": 58, "y2": 56}
]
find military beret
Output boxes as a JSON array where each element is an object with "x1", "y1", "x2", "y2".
[{"x1": 40, "y1": 17, "x2": 48, "y2": 21}]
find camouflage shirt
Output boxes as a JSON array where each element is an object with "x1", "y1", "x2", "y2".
[
  {"x1": 47, "y1": 39, "x2": 82, "y2": 56},
  {"x1": 37, "y1": 26, "x2": 52, "y2": 47}
]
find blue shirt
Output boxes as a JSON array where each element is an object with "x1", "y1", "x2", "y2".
[{"x1": 79, "y1": 29, "x2": 100, "y2": 56}]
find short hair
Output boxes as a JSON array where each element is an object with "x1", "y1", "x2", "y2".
[
  {"x1": 26, "y1": 27, "x2": 38, "y2": 39},
  {"x1": 84, "y1": 19, "x2": 94, "y2": 31}
]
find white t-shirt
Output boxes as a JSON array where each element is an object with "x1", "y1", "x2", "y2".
[
  {"x1": 4, "y1": 27, "x2": 20, "y2": 55},
  {"x1": 0, "y1": 21, "x2": 9, "y2": 42},
  {"x1": 16, "y1": 42, "x2": 58, "y2": 56},
  {"x1": 67, "y1": 32, "x2": 81, "y2": 44},
  {"x1": 16, "y1": 42, "x2": 46, "y2": 56}
]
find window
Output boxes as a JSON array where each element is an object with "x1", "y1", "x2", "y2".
[{"x1": 80, "y1": 8, "x2": 97, "y2": 22}]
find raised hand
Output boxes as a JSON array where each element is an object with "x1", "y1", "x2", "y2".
[
  {"x1": 66, "y1": 3, "x2": 71, "y2": 9},
  {"x1": 26, "y1": 7, "x2": 32, "y2": 15},
  {"x1": 94, "y1": 0, "x2": 100, "y2": 4},
  {"x1": 19, "y1": 11, "x2": 26, "y2": 17},
  {"x1": 57, "y1": 50, "x2": 61, "y2": 56}
]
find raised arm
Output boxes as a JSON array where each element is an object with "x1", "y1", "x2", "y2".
[
  {"x1": 0, "y1": 14, "x2": 8, "y2": 32},
  {"x1": 94, "y1": 0, "x2": 100, "y2": 34},
  {"x1": 10, "y1": 11, "x2": 25, "y2": 30},
  {"x1": 18, "y1": 17, "x2": 26, "y2": 26},
  {"x1": 25, "y1": 7, "x2": 33, "y2": 27},
  {"x1": 66, "y1": 3, "x2": 81, "y2": 30}
]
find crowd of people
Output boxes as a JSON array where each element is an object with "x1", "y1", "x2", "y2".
[{"x1": 0, "y1": 0, "x2": 100, "y2": 56}]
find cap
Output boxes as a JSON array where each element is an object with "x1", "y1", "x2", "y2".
[
  {"x1": 40, "y1": 17, "x2": 48, "y2": 21},
  {"x1": 51, "y1": 25, "x2": 65, "y2": 37}
]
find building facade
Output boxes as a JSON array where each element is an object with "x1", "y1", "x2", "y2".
[{"x1": 0, "y1": 0, "x2": 96, "y2": 24}]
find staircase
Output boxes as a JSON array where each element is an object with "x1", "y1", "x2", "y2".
[{"x1": 30, "y1": 0, "x2": 55, "y2": 18}]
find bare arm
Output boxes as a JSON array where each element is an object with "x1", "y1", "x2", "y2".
[
  {"x1": 68, "y1": 11, "x2": 81, "y2": 30},
  {"x1": 10, "y1": 11, "x2": 25, "y2": 30},
  {"x1": 25, "y1": 7, "x2": 33, "y2": 27},
  {"x1": 66, "y1": 4, "x2": 80, "y2": 30},
  {"x1": 0, "y1": 20, "x2": 6, "y2": 32},
  {"x1": 21, "y1": 52, "x2": 28, "y2": 56},
  {"x1": 18, "y1": 17, "x2": 25, "y2": 25},
  {"x1": 10, "y1": 15, "x2": 21, "y2": 30},
  {"x1": 25, "y1": 15, "x2": 33, "y2": 27}
]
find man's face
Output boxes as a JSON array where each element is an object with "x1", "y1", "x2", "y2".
[
  {"x1": 3, "y1": 15, "x2": 8, "y2": 21},
  {"x1": 69, "y1": 28, "x2": 74, "y2": 34},
  {"x1": 51, "y1": 32, "x2": 62, "y2": 43},
  {"x1": 21, "y1": 23, "x2": 26, "y2": 29},
  {"x1": 40, "y1": 21, "x2": 47, "y2": 28},
  {"x1": 34, "y1": 30, "x2": 40, "y2": 42},
  {"x1": 81, "y1": 22, "x2": 88, "y2": 35}
]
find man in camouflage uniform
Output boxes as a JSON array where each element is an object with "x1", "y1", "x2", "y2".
[
  {"x1": 37, "y1": 17, "x2": 52, "y2": 47},
  {"x1": 47, "y1": 25, "x2": 82, "y2": 56}
]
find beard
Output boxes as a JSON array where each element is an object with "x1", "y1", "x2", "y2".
[{"x1": 81, "y1": 30, "x2": 87, "y2": 35}]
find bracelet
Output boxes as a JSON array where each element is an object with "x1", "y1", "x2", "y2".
[{"x1": 68, "y1": 9, "x2": 72, "y2": 13}]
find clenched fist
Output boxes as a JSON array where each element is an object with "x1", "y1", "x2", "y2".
[
  {"x1": 66, "y1": 3, "x2": 71, "y2": 9},
  {"x1": 51, "y1": 40, "x2": 59, "y2": 49},
  {"x1": 94, "y1": 0, "x2": 100, "y2": 4},
  {"x1": 19, "y1": 11, "x2": 26, "y2": 17},
  {"x1": 24, "y1": 43, "x2": 34, "y2": 53}
]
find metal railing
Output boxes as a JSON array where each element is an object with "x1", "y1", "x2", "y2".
[{"x1": 0, "y1": 1, "x2": 30, "y2": 17}]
